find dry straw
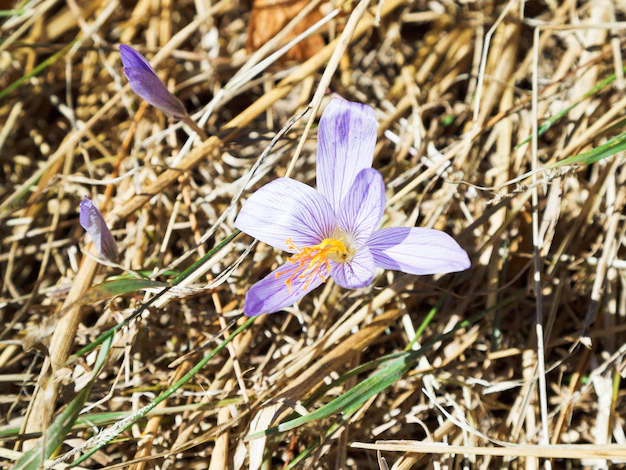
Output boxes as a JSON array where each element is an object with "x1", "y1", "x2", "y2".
[{"x1": 2, "y1": 0, "x2": 626, "y2": 468}]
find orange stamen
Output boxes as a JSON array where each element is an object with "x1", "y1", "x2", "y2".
[{"x1": 276, "y1": 237, "x2": 350, "y2": 294}]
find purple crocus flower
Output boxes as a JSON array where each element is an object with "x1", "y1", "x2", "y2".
[
  {"x1": 80, "y1": 196, "x2": 119, "y2": 262},
  {"x1": 235, "y1": 98, "x2": 470, "y2": 317},
  {"x1": 119, "y1": 44, "x2": 187, "y2": 119}
]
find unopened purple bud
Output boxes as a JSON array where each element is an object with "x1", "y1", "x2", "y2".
[
  {"x1": 79, "y1": 196, "x2": 119, "y2": 262},
  {"x1": 119, "y1": 44, "x2": 188, "y2": 119}
]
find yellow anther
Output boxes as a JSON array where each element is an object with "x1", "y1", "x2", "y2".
[{"x1": 276, "y1": 238, "x2": 350, "y2": 293}]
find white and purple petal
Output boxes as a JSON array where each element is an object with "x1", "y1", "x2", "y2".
[
  {"x1": 120, "y1": 44, "x2": 187, "y2": 119},
  {"x1": 367, "y1": 227, "x2": 470, "y2": 275},
  {"x1": 235, "y1": 178, "x2": 336, "y2": 253},
  {"x1": 244, "y1": 262, "x2": 328, "y2": 316},
  {"x1": 337, "y1": 168, "x2": 386, "y2": 247},
  {"x1": 316, "y1": 98, "x2": 378, "y2": 213},
  {"x1": 79, "y1": 196, "x2": 118, "y2": 262},
  {"x1": 330, "y1": 246, "x2": 375, "y2": 289}
]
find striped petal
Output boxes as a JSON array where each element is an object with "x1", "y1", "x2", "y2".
[
  {"x1": 367, "y1": 227, "x2": 470, "y2": 275},
  {"x1": 330, "y1": 246, "x2": 375, "y2": 289},
  {"x1": 244, "y1": 262, "x2": 328, "y2": 316},
  {"x1": 337, "y1": 168, "x2": 386, "y2": 248},
  {"x1": 316, "y1": 98, "x2": 378, "y2": 213},
  {"x1": 235, "y1": 178, "x2": 336, "y2": 253}
]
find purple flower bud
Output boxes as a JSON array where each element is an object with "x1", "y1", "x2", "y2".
[
  {"x1": 79, "y1": 196, "x2": 119, "y2": 262},
  {"x1": 119, "y1": 44, "x2": 188, "y2": 119}
]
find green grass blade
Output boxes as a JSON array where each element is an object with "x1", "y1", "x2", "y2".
[
  {"x1": 245, "y1": 355, "x2": 415, "y2": 441},
  {"x1": 515, "y1": 68, "x2": 626, "y2": 149},
  {"x1": 12, "y1": 334, "x2": 113, "y2": 470},
  {"x1": 0, "y1": 399, "x2": 244, "y2": 440},
  {"x1": 85, "y1": 278, "x2": 168, "y2": 297},
  {"x1": 549, "y1": 130, "x2": 626, "y2": 168},
  {"x1": 503, "y1": 127, "x2": 626, "y2": 188},
  {"x1": 21, "y1": 278, "x2": 168, "y2": 353},
  {"x1": 67, "y1": 230, "x2": 241, "y2": 364},
  {"x1": 67, "y1": 316, "x2": 256, "y2": 467},
  {"x1": 0, "y1": 8, "x2": 26, "y2": 16},
  {"x1": 0, "y1": 40, "x2": 77, "y2": 102},
  {"x1": 515, "y1": 106, "x2": 575, "y2": 150},
  {"x1": 246, "y1": 292, "x2": 524, "y2": 441},
  {"x1": 405, "y1": 293, "x2": 447, "y2": 351},
  {"x1": 41, "y1": 278, "x2": 168, "y2": 321},
  {"x1": 300, "y1": 292, "x2": 521, "y2": 415}
]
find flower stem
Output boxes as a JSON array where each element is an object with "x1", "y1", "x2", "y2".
[{"x1": 181, "y1": 115, "x2": 208, "y2": 141}]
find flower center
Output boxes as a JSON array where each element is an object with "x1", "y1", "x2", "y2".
[{"x1": 276, "y1": 237, "x2": 351, "y2": 294}]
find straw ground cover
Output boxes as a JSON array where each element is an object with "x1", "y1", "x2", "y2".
[{"x1": 2, "y1": 0, "x2": 626, "y2": 468}]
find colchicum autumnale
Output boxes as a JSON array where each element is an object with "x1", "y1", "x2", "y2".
[
  {"x1": 235, "y1": 98, "x2": 470, "y2": 317},
  {"x1": 119, "y1": 44, "x2": 188, "y2": 119},
  {"x1": 79, "y1": 196, "x2": 118, "y2": 262}
]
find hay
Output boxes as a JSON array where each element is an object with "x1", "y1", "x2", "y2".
[{"x1": 1, "y1": 0, "x2": 626, "y2": 468}]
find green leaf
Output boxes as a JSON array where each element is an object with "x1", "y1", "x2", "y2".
[{"x1": 54, "y1": 278, "x2": 165, "y2": 322}]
